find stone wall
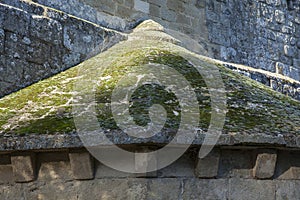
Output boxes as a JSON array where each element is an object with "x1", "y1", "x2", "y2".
[
  {"x1": 0, "y1": 0, "x2": 125, "y2": 97},
  {"x1": 1, "y1": 0, "x2": 300, "y2": 97},
  {"x1": 32, "y1": 0, "x2": 300, "y2": 82},
  {"x1": 0, "y1": 146, "x2": 300, "y2": 199}
]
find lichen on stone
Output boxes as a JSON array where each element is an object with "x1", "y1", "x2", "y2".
[{"x1": 0, "y1": 21, "x2": 300, "y2": 142}]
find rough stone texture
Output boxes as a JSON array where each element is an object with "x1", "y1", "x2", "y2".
[
  {"x1": 1, "y1": 0, "x2": 300, "y2": 100},
  {"x1": 253, "y1": 152, "x2": 277, "y2": 179},
  {"x1": 195, "y1": 149, "x2": 220, "y2": 178},
  {"x1": 1, "y1": 21, "x2": 300, "y2": 151},
  {"x1": 11, "y1": 153, "x2": 36, "y2": 183},
  {"x1": 38, "y1": 154, "x2": 73, "y2": 181},
  {"x1": 69, "y1": 152, "x2": 94, "y2": 180},
  {"x1": 0, "y1": 1, "x2": 126, "y2": 97},
  {"x1": 0, "y1": 165, "x2": 13, "y2": 184},
  {"x1": 276, "y1": 180, "x2": 300, "y2": 200},
  {"x1": 30, "y1": 0, "x2": 300, "y2": 84},
  {"x1": 229, "y1": 179, "x2": 276, "y2": 199},
  {"x1": 183, "y1": 179, "x2": 228, "y2": 200},
  {"x1": 0, "y1": 148, "x2": 300, "y2": 199}
]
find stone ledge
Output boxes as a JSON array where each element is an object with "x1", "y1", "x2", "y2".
[
  {"x1": 0, "y1": 133, "x2": 300, "y2": 151},
  {"x1": 0, "y1": 147, "x2": 299, "y2": 183}
]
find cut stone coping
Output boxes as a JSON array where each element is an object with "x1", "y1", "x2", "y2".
[{"x1": 0, "y1": 132, "x2": 299, "y2": 151}]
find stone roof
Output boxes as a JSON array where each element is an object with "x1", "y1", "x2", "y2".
[{"x1": 0, "y1": 20, "x2": 300, "y2": 150}]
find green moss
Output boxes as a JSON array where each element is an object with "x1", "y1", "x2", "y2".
[{"x1": 0, "y1": 38, "x2": 300, "y2": 136}]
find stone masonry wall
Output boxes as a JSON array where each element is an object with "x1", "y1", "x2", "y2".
[
  {"x1": 1, "y1": 0, "x2": 300, "y2": 97},
  {"x1": 0, "y1": 147, "x2": 300, "y2": 199},
  {"x1": 32, "y1": 0, "x2": 300, "y2": 82},
  {"x1": 0, "y1": 0, "x2": 125, "y2": 97}
]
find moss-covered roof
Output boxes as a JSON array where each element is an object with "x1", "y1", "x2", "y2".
[{"x1": 0, "y1": 20, "x2": 300, "y2": 149}]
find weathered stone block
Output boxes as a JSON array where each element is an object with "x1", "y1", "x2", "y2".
[
  {"x1": 63, "y1": 20, "x2": 97, "y2": 54},
  {"x1": 11, "y1": 154, "x2": 36, "y2": 183},
  {"x1": 276, "y1": 180, "x2": 300, "y2": 200},
  {"x1": 38, "y1": 152, "x2": 73, "y2": 181},
  {"x1": 149, "y1": 4, "x2": 161, "y2": 17},
  {"x1": 195, "y1": 149, "x2": 220, "y2": 178},
  {"x1": 253, "y1": 152, "x2": 277, "y2": 179},
  {"x1": 2, "y1": 6, "x2": 30, "y2": 35},
  {"x1": 183, "y1": 179, "x2": 228, "y2": 200},
  {"x1": 229, "y1": 179, "x2": 275, "y2": 200},
  {"x1": 0, "y1": 165, "x2": 13, "y2": 184},
  {"x1": 167, "y1": 0, "x2": 184, "y2": 12},
  {"x1": 76, "y1": 179, "x2": 148, "y2": 199},
  {"x1": 69, "y1": 152, "x2": 94, "y2": 180},
  {"x1": 134, "y1": 0, "x2": 150, "y2": 13},
  {"x1": 30, "y1": 16, "x2": 63, "y2": 44},
  {"x1": 176, "y1": 14, "x2": 191, "y2": 25},
  {"x1": 147, "y1": 179, "x2": 182, "y2": 199},
  {"x1": 161, "y1": 9, "x2": 177, "y2": 22}
]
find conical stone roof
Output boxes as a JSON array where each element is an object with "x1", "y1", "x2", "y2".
[{"x1": 0, "y1": 20, "x2": 299, "y2": 150}]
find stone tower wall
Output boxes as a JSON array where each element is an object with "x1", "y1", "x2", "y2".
[{"x1": 0, "y1": 0, "x2": 299, "y2": 97}]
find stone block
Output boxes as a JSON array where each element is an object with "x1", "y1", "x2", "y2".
[
  {"x1": 253, "y1": 152, "x2": 277, "y2": 179},
  {"x1": 195, "y1": 149, "x2": 220, "y2": 178},
  {"x1": 76, "y1": 179, "x2": 148, "y2": 199},
  {"x1": 30, "y1": 16, "x2": 63, "y2": 44},
  {"x1": 176, "y1": 14, "x2": 191, "y2": 25},
  {"x1": 11, "y1": 153, "x2": 36, "y2": 183},
  {"x1": 183, "y1": 179, "x2": 228, "y2": 200},
  {"x1": 38, "y1": 152, "x2": 73, "y2": 181},
  {"x1": 134, "y1": 0, "x2": 150, "y2": 13},
  {"x1": 63, "y1": 20, "x2": 97, "y2": 54},
  {"x1": 147, "y1": 179, "x2": 182, "y2": 200},
  {"x1": 276, "y1": 180, "x2": 300, "y2": 200},
  {"x1": 161, "y1": 9, "x2": 177, "y2": 22},
  {"x1": 0, "y1": 165, "x2": 13, "y2": 184},
  {"x1": 2, "y1": 6, "x2": 30, "y2": 35},
  {"x1": 229, "y1": 179, "x2": 275, "y2": 200},
  {"x1": 166, "y1": 0, "x2": 184, "y2": 12},
  {"x1": 149, "y1": 4, "x2": 161, "y2": 17},
  {"x1": 116, "y1": 4, "x2": 134, "y2": 18},
  {"x1": 69, "y1": 152, "x2": 94, "y2": 180}
]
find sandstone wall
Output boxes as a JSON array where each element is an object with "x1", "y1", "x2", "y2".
[
  {"x1": 32, "y1": 0, "x2": 300, "y2": 81},
  {"x1": 0, "y1": 147, "x2": 299, "y2": 199},
  {"x1": 0, "y1": 0, "x2": 125, "y2": 97}
]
